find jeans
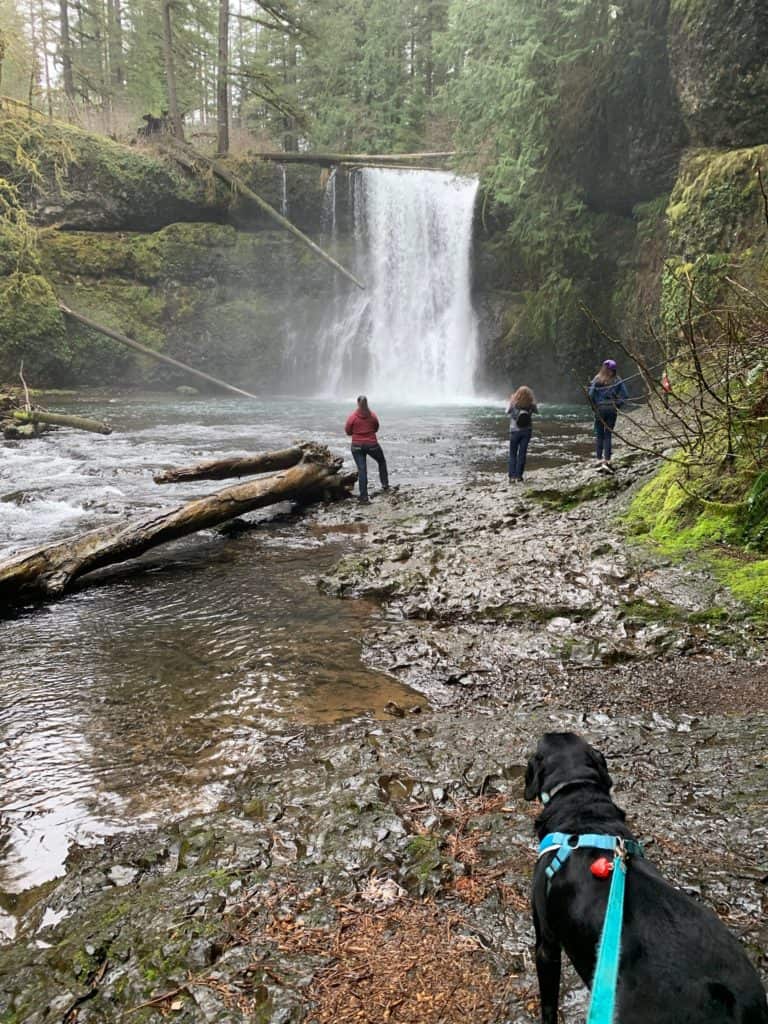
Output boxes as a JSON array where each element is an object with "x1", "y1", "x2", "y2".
[
  {"x1": 351, "y1": 443, "x2": 388, "y2": 499},
  {"x1": 508, "y1": 429, "x2": 532, "y2": 480},
  {"x1": 594, "y1": 407, "x2": 618, "y2": 460}
]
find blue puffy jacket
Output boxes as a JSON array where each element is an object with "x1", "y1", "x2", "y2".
[{"x1": 589, "y1": 377, "x2": 628, "y2": 410}]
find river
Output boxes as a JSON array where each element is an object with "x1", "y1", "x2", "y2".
[{"x1": 0, "y1": 393, "x2": 590, "y2": 923}]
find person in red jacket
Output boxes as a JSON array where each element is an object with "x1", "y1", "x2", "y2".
[{"x1": 345, "y1": 395, "x2": 389, "y2": 504}]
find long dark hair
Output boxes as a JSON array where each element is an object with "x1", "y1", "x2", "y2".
[{"x1": 356, "y1": 394, "x2": 371, "y2": 417}]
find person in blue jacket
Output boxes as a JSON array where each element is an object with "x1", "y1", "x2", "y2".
[{"x1": 588, "y1": 359, "x2": 628, "y2": 472}]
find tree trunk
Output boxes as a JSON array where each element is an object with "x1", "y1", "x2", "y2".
[
  {"x1": 253, "y1": 151, "x2": 456, "y2": 167},
  {"x1": 37, "y1": 0, "x2": 53, "y2": 117},
  {"x1": 58, "y1": 302, "x2": 260, "y2": 399},
  {"x1": 0, "y1": 451, "x2": 350, "y2": 605},
  {"x1": 58, "y1": 0, "x2": 76, "y2": 104},
  {"x1": 14, "y1": 409, "x2": 112, "y2": 434},
  {"x1": 161, "y1": 141, "x2": 365, "y2": 290},
  {"x1": 27, "y1": 0, "x2": 38, "y2": 110},
  {"x1": 154, "y1": 445, "x2": 307, "y2": 484},
  {"x1": 282, "y1": 37, "x2": 297, "y2": 151},
  {"x1": 161, "y1": 0, "x2": 184, "y2": 139},
  {"x1": 216, "y1": 0, "x2": 229, "y2": 155}
]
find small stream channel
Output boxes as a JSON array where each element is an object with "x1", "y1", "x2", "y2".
[{"x1": 0, "y1": 393, "x2": 590, "y2": 927}]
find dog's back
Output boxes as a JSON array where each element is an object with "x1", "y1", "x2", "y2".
[
  {"x1": 527, "y1": 733, "x2": 768, "y2": 1024},
  {"x1": 546, "y1": 855, "x2": 768, "y2": 1023}
]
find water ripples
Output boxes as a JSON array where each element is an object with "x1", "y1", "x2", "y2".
[{"x1": 0, "y1": 393, "x2": 589, "y2": 899}]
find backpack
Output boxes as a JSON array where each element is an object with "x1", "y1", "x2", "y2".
[{"x1": 515, "y1": 406, "x2": 532, "y2": 429}]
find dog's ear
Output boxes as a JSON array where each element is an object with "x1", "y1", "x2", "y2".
[
  {"x1": 588, "y1": 746, "x2": 613, "y2": 792},
  {"x1": 524, "y1": 753, "x2": 544, "y2": 801}
]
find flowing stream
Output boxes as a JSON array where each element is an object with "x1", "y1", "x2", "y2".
[
  {"x1": 0, "y1": 394, "x2": 591, "y2": 925},
  {"x1": 319, "y1": 169, "x2": 480, "y2": 401}
]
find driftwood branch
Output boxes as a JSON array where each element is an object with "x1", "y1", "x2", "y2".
[
  {"x1": 13, "y1": 409, "x2": 112, "y2": 435},
  {"x1": 160, "y1": 140, "x2": 365, "y2": 290},
  {"x1": 0, "y1": 448, "x2": 353, "y2": 607},
  {"x1": 58, "y1": 303, "x2": 260, "y2": 400},
  {"x1": 153, "y1": 444, "x2": 311, "y2": 483}
]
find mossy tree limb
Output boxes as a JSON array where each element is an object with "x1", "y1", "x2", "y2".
[
  {"x1": 58, "y1": 302, "x2": 260, "y2": 399},
  {"x1": 160, "y1": 140, "x2": 365, "y2": 290}
]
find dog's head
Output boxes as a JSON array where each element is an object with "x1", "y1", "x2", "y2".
[{"x1": 524, "y1": 732, "x2": 612, "y2": 803}]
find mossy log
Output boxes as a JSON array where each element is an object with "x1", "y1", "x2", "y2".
[
  {"x1": 13, "y1": 410, "x2": 112, "y2": 435},
  {"x1": 160, "y1": 140, "x2": 365, "y2": 290},
  {"x1": 154, "y1": 444, "x2": 308, "y2": 483},
  {"x1": 255, "y1": 151, "x2": 456, "y2": 168},
  {"x1": 0, "y1": 448, "x2": 352, "y2": 606}
]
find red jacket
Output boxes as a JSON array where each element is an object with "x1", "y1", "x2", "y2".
[{"x1": 345, "y1": 409, "x2": 380, "y2": 445}]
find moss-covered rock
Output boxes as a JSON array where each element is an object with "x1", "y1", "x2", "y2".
[
  {"x1": 625, "y1": 460, "x2": 768, "y2": 618},
  {"x1": 0, "y1": 114, "x2": 226, "y2": 232},
  {"x1": 666, "y1": 146, "x2": 768, "y2": 259},
  {"x1": 32, "y1": 222, "x2": 330, "y2": 389}
]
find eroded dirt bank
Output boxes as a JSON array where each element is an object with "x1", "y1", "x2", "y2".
[{"x1": 1, "y1": 455, "x2": 766, "y2": 1023}]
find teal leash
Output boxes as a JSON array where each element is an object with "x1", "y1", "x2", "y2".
[{"x1": 586, "y1": 840, "x2": 627, "y2": 1024}]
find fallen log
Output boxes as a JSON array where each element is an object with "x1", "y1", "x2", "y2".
[
  {"x1": 160, "y1": 140, "x2": 365, "y2": 290},
  {"x1": 255, "y1": 151, "x2": 457, "y2": 168},
  {"x1": 153, "y1": 444, "x2": 306, "y2": 484},
  {"x1": 0, "y1": 448, "x2": 351, "y2": 606},
  {"x1": 58, "y1": 304, "x2": 261, "y2": 400},
  {"x1": 13, "y1": 409, "x2": 112, "y2": 435}
]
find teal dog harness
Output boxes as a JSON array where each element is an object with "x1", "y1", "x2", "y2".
[{"x1": 538, "y1": 832, "x2": 644, "y2": 1024}]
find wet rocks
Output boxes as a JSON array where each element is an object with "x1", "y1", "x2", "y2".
[
  {"x1": 1, "y1": 709, "x2": 766, "y2": 1021},
  {"x1": 318, "y1": 458, "x2": 758, "y2": 676}
]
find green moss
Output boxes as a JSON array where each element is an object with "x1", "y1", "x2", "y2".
[
  {"x1": 0, "y1": 274, "x2": 68, "y2": 381},
  {"x1": 404, "y1": 834, "x2": 443, "y2": 884},
  {"x1": 667, "y1": 146, "x2": 768, "y2": 259},
  {"x1": 716, "y1": 558, "x2": 768, "y2": 614},
  {"x1": 38, "y1": 230, "x2": 163, "y2": 282},
  {"x1": 626, "y1": 460, "x2": 768, "y2": 617},
  {"x1": 620, "y1": 598, "x2": 678, "y2": 622}
]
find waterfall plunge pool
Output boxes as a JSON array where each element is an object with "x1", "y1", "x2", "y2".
[{"x1": 0, "y1": 394, "x2": 591, "y2": 924}]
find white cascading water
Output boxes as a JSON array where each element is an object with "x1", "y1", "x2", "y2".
[{"x1": 320, "y1": 168, "x2": 479, "y2": 402}]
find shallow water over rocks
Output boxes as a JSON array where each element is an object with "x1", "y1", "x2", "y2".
[{"x1": 1, "y1": 394, "x2": 766, "y2": 1021}]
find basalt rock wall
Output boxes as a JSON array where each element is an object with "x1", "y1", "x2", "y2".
[
  {"x1": 474, "y1": 0, "x2": 768, "y2": 402},
  {"x1": 0, "y1": 114, "x2": 332, "y2": 388}
]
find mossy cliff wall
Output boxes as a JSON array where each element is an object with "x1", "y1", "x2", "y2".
[
  {"x1": 474, "y1": 0, "x2": 768, "y2": 400},
  {"x1": 0, "y1": 114, "x2": 330, "y2": 388}
]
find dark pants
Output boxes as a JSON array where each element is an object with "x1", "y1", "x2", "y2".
[
  {"x1": 508, "y1": 429, "x2": 532, "y2": 480},
  {"x1": 351, "y1": 443, "x2": 388, "y2": 499},
  {"x1": 594, "y1": 407, "x2": 618, "y2": 460}
]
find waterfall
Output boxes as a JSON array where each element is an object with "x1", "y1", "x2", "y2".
[
  {"x1": 321, "y1": 167, "x2": 337, "y2": 238},
  {"x1": 320, "y1": 168, "x2": 479, "y2": 402},
  {"x1": 279, "y1": 163, "x2": 288, "y2": 217}
]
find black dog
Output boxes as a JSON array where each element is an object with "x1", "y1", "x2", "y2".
[{"x1": 525, "y1": 732, "x2": 768, "y2": 1024}]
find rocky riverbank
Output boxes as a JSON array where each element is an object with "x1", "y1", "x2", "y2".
[{"x1": 1, "y1": 455, "x2": 767, "y2": 1023}]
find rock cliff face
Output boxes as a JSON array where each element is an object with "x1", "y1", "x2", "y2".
[
  {"x1": 0, "y1": 114, "x2": 331, "y2": 388},
  {"x1": 475, "y1": 0, "x2": 768, "y2": 400},
  {"x1": 668, "y1": 0, "x2": 768, "y2": 148}
]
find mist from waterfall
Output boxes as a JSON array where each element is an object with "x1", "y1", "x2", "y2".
[{"x1": 319, "y1": 168, "x2": 479, "y2": 403}]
